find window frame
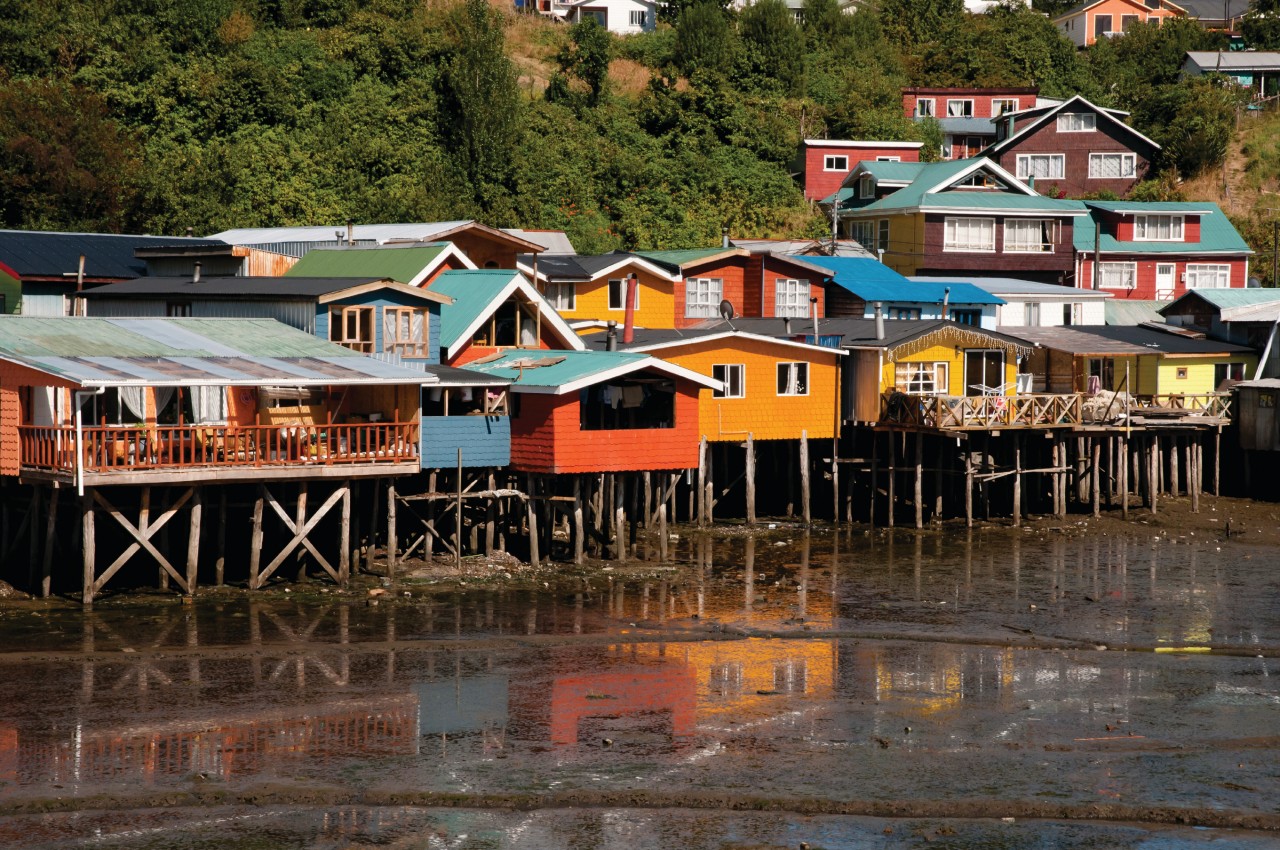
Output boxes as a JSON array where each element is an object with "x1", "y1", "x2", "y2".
[
  {"x1": 878, "y1": 219, "x2": 890, "y2": 252},
  {"x1": 1015, "y1": 153, "x2": 1065, "y2": 181},
  {"x1": 946, "y1": 98, "x2": 974, "y2": 118},
  {"x1": 1056, "y1": 112, "x2": 1097, "y2": 133},
  {"x1": 992, "y1": 97, "x2": 1019, "y2": 116},
  {"x1": 1024, "y1": 301, "x2": 1041, "y2": 325},
  {"x1": 1004, "y1": 218, "x2": 1055, "y2": 253},
  {"x1": 776, "y1": 361, "x2": 809, "y2": 397},
  {"x1": 823, "y1": 154, "x2": 849, "y2": 172},
  {"x1": 712, "y1": 363, "x2": 745, "y2": 399},
  {"x1": 384, "y1": 306, "x2": 429, "y2": 357},
  {"x1": 858, "y1": 174, "x2": 875, "y2": 199},
  {"x1": 607, "y1": 278, "x2": 638, "y2": 311},
  {"x1": 774, "y1": 278, "x2": 811, "y2": 318},
  {"x1": 916, "y1": 98, "x2": 936, "y2": 118},
  {"x1": 894, "y1": 361, "x2": 950, "y2": 396},
  {"x1": 546, "y1": 281, "x2": 576, "y2": 311},
  {"x1": 628, "y1": 8, "x2": 646, "y2": 26},
  {"x1": 1088, "y1": 152, "x2": 1137, "y2": 179},
  {"x1": 850, "y1": 220, "x2": 876, "y2": 250},
  {"x1": 329, "y1": 305, "x2": 375, "y2": 352},
  {"x1": 1185, "y1": 263, "x2": 1231, "y2": 290},
  {"x1": 943, "y1": 216, "x2": 996, "y2": 253},
  {"x1": 1096, "y1": 261, "x2": 1138, "y2": 290},
  {"x1": 1133, "y1": 214, "x2": 1185, "y2": 242},
  {"x1": 684, "y1": 277, "x2": 723, "y2": 319}
]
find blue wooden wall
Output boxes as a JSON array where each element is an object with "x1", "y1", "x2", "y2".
[
  {"x1": 421, "y1": 415, "x2": 511, "y2": 468},
  {"x1": 314, "y1": 291, "x2": 443, "y2": 363}
]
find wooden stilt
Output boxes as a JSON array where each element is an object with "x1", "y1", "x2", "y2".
[
  {"x1": 81, "y1": 494, "x2": 95, "y2": 605},
  {"x1": 887, "y1": 432, "x2": 896, "y2": 528},
  {"x1": 339, "y1": 482, "x2": 351, "y2": 585},
  {"x1": 526, "y1": 487, "x2": 540, "y2": 568},
  {"x1": 215, "y1": 489, "x2": 227, "y2": 586},
  {"x1": 1121, "y1": 433, "x2": 1130, "y2": 521},
  {"x1": 1091, "y1": 438, "x2": 1101, "y2": 518},
  {"x1": 40, "y1": 486, "x2": 59, "y2": 598},
  {"x1": 1170, "y1": 438, "x2": 1179, "y2": 498},
  {"x1": 1050, "y1": 440, "x2": 1061, "y2": 518},
  {"x1": 933, "y1": 439, "x2": 944, "y2": 521},
  {"x1": 1149, "y1": 437, "x2": 1159, "y2": 514},
  {"x1": 1213, "y1": 429, "x2": 1221, "y2": 495},
  {"x1": 27, "y1": 486, "x2": 42, "y2": 591},
  {"x1": 250, "y1": 486, "x2": 264, "y2": 588},
  {"x1": 800, "y1": 430, "x2": 811, "y2": 526},
  {"x1": 1012, "y1": 438, "x2": 1022, "y2": 528},
  {"x1": 294, "y1": 482, "x2": 309, "y2": 581},
  {"x1": 1076, "y1": 437, "x2": 1087, "y2": 504},
  {"x1": 185, "y1": 487, "x2": 202, "y2": 595},
  {"x1": 964, "y1": 449, "x2": 974, "y2": 528},
  {"x1": 643, "y1": 470, "x2": 652, "y2": 531},
  {"x1": 615, "y1": 474, "x2": 627, "y2": 562},
  {"x1": 745, "y1": 433, "x2": 757, "y2": 525},
  {"x1": 573, "y1": 476, "x2": 585, "y2": 565},
  {"x1": 455, "y1": 452, "x2": 463, "y2": 569},
  {"x1": 697, "y1": 437, "x2": 707, "y2": 528},
  {"x1": 870, "y1": 430, "x2": 879, "y2": 528},
  {"x1": 658, "y1": 503, "x2": 668, "y2": 562},
  {"x1": 832, "y1": 436, "x2": 841, "y2": 525},
  {"x1": 485, "y1": 472, "x2": 496, "y2": 555},
  {"x1": 914, "y1": 430, "x2": 924, "y2": 530},
  {"x1": 704, "y1": 446, "x2": 714, "y2": 527}
]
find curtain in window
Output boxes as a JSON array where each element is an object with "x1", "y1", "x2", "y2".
[
  {"x1": 32, "y1": 387, "x2": 57, "y2": 426},
  {"x1": 189, "y1": 386, "x2": 229, "y2": 424},
  {"x1": 118, "y1": 386, "x2": 147, "y2": 421}
]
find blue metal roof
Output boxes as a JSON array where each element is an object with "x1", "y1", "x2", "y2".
[{"x1": 801, "y1": 257, "x2": 1004, "y2": 305}]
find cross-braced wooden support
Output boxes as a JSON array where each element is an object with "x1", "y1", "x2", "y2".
[
  {"x1": 248, "y1": 480, "x2": 351, "y2": 589},
  {"x1": 83, "y1": 486, "x2": 194, "y2": 603}
]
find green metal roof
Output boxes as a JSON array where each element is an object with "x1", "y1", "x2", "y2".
[
  {"x1": 917, "y1": 193, "x2": 1085, "y2": 212},
  {"x1": 857, "y1": 161, "x2": 931, "y2": 183},
  {"x1": 429, "y1": 270, "x2": 524, "y2": 350},
  {"x1": 0, "y1": 316, "x2": 355, "y2": 358},
  {"x1": 1105, "y1": 300, "x2": 1166, "y2": 326},
  {"x1": 1164, "y1": 288, "x2": 1280, "y2": 310},
  {"x1": 464, "y1": 350, "x2": 650, "y2": 390},
  {"x1": 284, "y1": 243, "x2": 449, "y2": 284},
  {"x1": 850, "y1": 159, "x2": 984, "y2": 211},
  {"x1": 1074, "y1": 202, "x2": 1252, "y2": 254}
]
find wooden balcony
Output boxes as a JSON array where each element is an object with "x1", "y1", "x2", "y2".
[
  {"x1": 879, "y1": 391, "x2": 1232, "y2": 431},
  {"x1": 18, "y1": 422, "x2": 420, "y2": 485}
]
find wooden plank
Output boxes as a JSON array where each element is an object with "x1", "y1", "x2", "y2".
[
  {"x1": 746, "y1": 433, "x2": 756, "y2": 525},
  {"x1": 92, "y1": 488, "x2": 192, "y2": 595},
  {"x1": 573, "y1": 476, "x2": 585, "y2": 565},
  {"x1": 81, "y1": 494, "x2": 95, "y2": 605},
  {"x1": 340, "y1": 481, "x2": 351, "y2": 585},
  {"x1": 215, "y1": 489, "x2": 227, "y2": 586},
  {"x1": 801, "y1": 430, "x2": 811, "y2": 526},
  {"x1": 258, "y1": 486, "x2": 345, "y2": 583},
  {"x1": 186, "y1": 487, "x2": 202, "y2": 596}
]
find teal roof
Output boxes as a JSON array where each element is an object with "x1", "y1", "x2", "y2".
[
  {"x1": 284, "y1": 243, "x2": 449, "y2": 284},
  {"x1": 857, "y1": 160, "x2": 931, "y2": 183},
  {"x1": 849, "y1": 159, "x2": 983, "y2": 211},
  {"x1": 1105, "y1": 300, "x2": 1166, "y2": 326},
  {"x1": 1075, "y1": 202, "x2": 1252, "y2": 254},
  {"x1": 1166, "y1": 289, "x2": 1280, "y2": 310},
  {"x1": 429, "y1": 270, "x2": 525, "y2": 350},
  {"x1": 802, "y1": 257, "x2": 1004, "y2": 305},
  {"x1": 463, "y1": 349, "x2": 652, "y2": 390}
]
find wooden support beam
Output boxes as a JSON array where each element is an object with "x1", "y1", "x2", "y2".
[
  {"x1": 643, "y1": 470, "x2": 652, "y2": 532},
  {"x1": 1091, "y1": 438, "x2": 1101, "y2": 519},
  {"x1": 1012, "y1": 438, "x2": 1021, "y2": 528},
  {"x1": 914, "y1": 430, "x2": 924, "y2": 530},
  {"x1": 696, "y1": 437, "x2": 707, "y2": 528},
  {"x1": 386, "y1": 480, "x2": 397, "y2": 576},
  {"x1": 831, "y1": 436, "x2": 841, "y2": 526},
  {"x1": 257, "y1": 484, "x2": 346, "y2": 587},
  {"x1": 250, "y1": 486, "x2": 264, "y2": 589},
  {"x1": 186, "y1": 488, "x2": 202, "y2": 596},
  {"x1": 526, "y1": 478, "x2": 540, "y2": 569},
  {"x1": 91, "y1": 487, "x2": 193, "y2": 595},
  {"x1": 294, "y1": 483, "x2": 309, "y2": 581},
  {"x1": 615, "y1": 474, "x2": 627, "y2": 562},
  {"x1": 81, "y1": 494, "x2": 95, "y2": 605},
  {"x1": 887, "y1": 432, "x2": 896, "y2": 528},
  {"x1": 41, "y1": 486, "x2": 59, "y2": 598},
  {"x1": 215, "y1": 489, "x2": 227, "y2": 587},
  {"x1": 746, "y1": 433, "x2": 757, "y2": 525},
  {"x1": 340, "y1": 481, "x2": 351, "y2": 586},
  {"x1": 573, "y1": 476, "x2": 585, "y2": 565},
  {"x1": 870, "y1": 431, "x2": 879, "y2": 529},
  {"x1": 800, "y1": 431, "x2": 811, "y2": 525},
  {"x1": 964, "y1": 449, "x2": 974, "y2": 528},
  {"x1": 658, "y1": 503, "x2": 668, "y2": 562},
  {"x1": 485, "y1": 472, "x2": 496, "y2": 555}
]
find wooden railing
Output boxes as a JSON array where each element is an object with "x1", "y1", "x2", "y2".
[
  {"x1": 18, "y1": 422, "x2": 420, "y2": 475},
  {"x1": 1132, "y1": 393, "x2": 1232, "y2": 419},
  {"x1": 880, "y1": 391, "x2": 1233, "y2": 429}
]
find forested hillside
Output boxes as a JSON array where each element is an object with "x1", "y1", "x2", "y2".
[{"x1": 0, "y1": 0, "x2": 1258, "y2": 253}]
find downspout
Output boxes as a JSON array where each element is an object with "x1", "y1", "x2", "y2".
[{"x1": 74, "y1": 386, "x2": 106, "y2": 497}]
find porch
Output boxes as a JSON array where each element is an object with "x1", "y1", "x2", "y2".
[{"x1": 879, "y1": 391, "x2": 1232, "y2": 430}]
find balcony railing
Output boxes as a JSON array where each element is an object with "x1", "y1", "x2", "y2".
[
  {"x1": 879, "y1": 391, "x2": 1233, "y2": 429},
  {"x1": 18, "y1": 422, "x2": 419, "y2": 475}
]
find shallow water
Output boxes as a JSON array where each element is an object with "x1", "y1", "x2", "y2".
[{"x1": 1, "y1": 527, "x2": 1278, "y2": 848}]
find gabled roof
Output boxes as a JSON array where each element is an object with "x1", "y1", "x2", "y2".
[
  {"x1": 79, "y1": 276, "x2": 452, "y2": 305},
  {"x1": 461, "y1": 349, "x2": 720, "y2": 394},
  {"x1": 429, "y1": 270, "x2": 585, "y2": 357},
  {"x1": 1159, "y1": 288, "x2": 1280, "y2": 318},
  {"x1": 1053, "y1": 0, "x2": 1186, "y2": 21},
  {"x1": 1184, "y1": 51, "x2": 1280, "y2": 73},
  {"x1": 802, "y1": 257, "x2": 1004, "y2": 304},
  {"x1": 1170, "y1": 0, "x2": 1244, "y2": 19},
  {"x1": 584, "y1": 327, "x2": 845, "y2": 357},
  {"x1": 503, "y1": 229, "x2": 576, "y2": 254},
  {"x1": 283, "y1": 243, "x2": 476, "y2": 286},
  {"x1": 516, "y1": 252, "x2": 681, "y2": 283},
  {"x1": 981, "y1": 95, "x2": 1161, "y2": 157},
  {"x1": 720, "y1": 317, "x2": 1032, "y2": 357},
  {"x1": 1074, "y1": 202, "x2": 1251, "y2": 255},
  {"x1": 0, "y1": 231, "x2": 226, "y2": 280},
  {"x1": 1106, "y1": 300, "x2": 1167, "y2": 326},
  {"x1": 632, "y1": 248, "x2": 749, "y2": 272},
  {"x1": 0, "y1": 317, "x2": 437, "y2": 388},
  {"x1": 840, "y1": 158, "x2": 1064, "y2": 216}
]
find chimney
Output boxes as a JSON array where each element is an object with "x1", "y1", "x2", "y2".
[
  {"x1": 623, "y1": 273, "x2": 638, "y2": 344},
  {"x1": 810, "y1": 296, "x2": 820, "y2": 341},
  {"x1": 346, "y1": 219, "x2": 355, "y2": 246},
  {"x1": 192, "y1": 262, "x2": 202, "y2": 284},
  {"x1": 874, "y1": 302, "x2": 885, "y2": 341},
  {"x1": 722, "y1": 228, "x2": 729, "y2": 249},
  {"x1": 606, "y1": 321, "x2": 618, "y2": 352}
]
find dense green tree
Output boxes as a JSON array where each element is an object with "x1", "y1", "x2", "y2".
[
  {"x1": 736, "y1": 0, "x2": 805, "y2": 96},
  {"x1": 879, "y1": 0, "x2": 962, "y2": 47},
  {"x1": 550, "y1": 17, "x2": 612, "y2": 108},
  {"x1": 675, "y1": 1, "x2": 737, "y2": 76},
  {"x1": 1243, "y1": 0, "x2": 1280, "y2": 49}
]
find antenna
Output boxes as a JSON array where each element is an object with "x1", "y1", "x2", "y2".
[{"x1": 719, "y1": 299, "x2": 737, "y2": 330}]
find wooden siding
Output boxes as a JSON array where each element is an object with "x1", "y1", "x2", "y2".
[
  {"x1": 450, "y1": 232, "x2": 522, "y2": 270},
  {"x1": 803, "y1": 143, "x2": 922, "y2": 202},
  {"x1": 645, "y1": 337, "x2": 841, "y2": 441},
  {"x1": 552, "y1": 266, "x2": 676, "y2": 329},
  {"x1": 901, "y1": 88, "x2": 1038, "y2": 119},
  {"x1": 991, "y1": 113, "x2": 1155, "y2": 197},
  {"x1": 313, "y1": 292, "x2": 442, "y2": 362},
  {"x1": 421, "y1": 414, "x2": 510, "y2": 468},
  {"x1": 758, "y1": 255, "x2": 827, "y2": 319},
  {"x1": 1078, "y1": 257, "x2": 1249, "y2": 300},
  {"x1": 423, "y1": 257, "x2": 468, "y2": 287},
  {"x1": 919, "y1": 213, "x2": 1074, "y2": 281},
  {"x1": 673, "y1": 257, "x2": 747, "y2": 329},
  {"x1": 509, "y1": 385, "x2": 701, "y2": 474},
  {"x1": 1056, "y1": 0, "x2": 1183, "y2": 47}
]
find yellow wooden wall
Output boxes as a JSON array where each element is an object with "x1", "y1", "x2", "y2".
[
  {"x1": 1154, "y1": 355, "x2": 1256, "y2": 395},
  {"x1": 649, "y1": 337, "x2": 842, "y2": 441},
  {"x1": 878, "y1": 341, "x2": 1018, "y2": 396},
  {"x1": 552, "y1": 266, "x2": 676, "y2": 329}
]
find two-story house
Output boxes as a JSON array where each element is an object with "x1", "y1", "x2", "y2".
[
  {"x1": 981, "y1": 95, "x2": 1160, "y2": 197},
  {"x1": 1054, "y1": 0, "x2": 1186, "y2": 47},
  {"x1": 903, "y1": 86, "x2": 1041, "y2": 160},
  {"x1": 798, "y1": 139, "x2": 924, "y2": 202}
]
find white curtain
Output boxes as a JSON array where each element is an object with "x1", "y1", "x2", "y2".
[
  {"x1": 383, "y1": 308, "x2": 395, "y2": 352},
  {"x1": 32, "y1": 387, "x2": 56, "y2": 425},
  {"x1": 118, "y1": 386, "x2": 146, "y2": 421},
  {"x1": 154, "y1": 386, "x2": 175, "y2": 417},
  {"x1": 189, "y1": 386, "x2": 229, "y2": 424}
]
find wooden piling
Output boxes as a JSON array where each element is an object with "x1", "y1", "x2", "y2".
[
  {"x1": 658, "y1": 503, "x2": 668, "y2": 562},
  {"x1": 887, "y1": 433, "x2": 896, "y2": 529},
  {"x1": 643, "y1": 470, "x2": 652, "y2": 531},
  {"x1": 745, "y1": 433, "x2": 756, "y2": 525},
  {"x1": 697, "y1": 437, "x2": 707, "y2": 528},
  {"x1": 914, "y1": 430, "x2": 924, "y2": 530},
  {"x1": 81, "y1": 494, "x2": 95, "y2": 605},
  {"x1": 294, "y1": 483, "x2": 308, "y2": 581},
  {"x1": 339, "y1": 482, "x2": 351, "y2": 585},
  {"x1": 832, "y1": 436, "x2": 841, "y2": 526},
  {"x1": 215, "y1": 489, "x2": 227, "y2": 586},
  {"x1": 41, "y1": 486, "x2": 59, "y2": 598},
  {"x1": 249, "y1": 486, "x2": 264, "y2": 589},
  {"x1": 573, "y1": 476, "x2": 585, "y2": 565},
  {"x1": 1091, "y1": 438, "x2": 1101, "y2": 518},
  {"x1": 870, "y1": 431, "x2": 879, "y2": 528},
  {"x1": 801, "y1": 430, "x2": 811, "y2": 525},
  {"x1": 1120, "y1": 433, "x2": 1129, "y2": 520},
  {"x1": 185, "y1": 487, "x2": 202, "y2": 595},
  {"x1": 615, "y1": 474, "x2": 627, "y2": 562},
  {"x1": 1169, "y1": 438, "x2": 1179, "y2": 498},
  {"x1": 455, "y1": 452, "x2": 463, "y2": 570},
  {"x1": 1012, "y1": 438, "x2": 1022, "y2": 528},
  {"x1": 386, "y1": 480, "x2": 397, "y2": 576},
  {"x1": 485, "y1": 472, "x2": 496, "y2": 555},
  {"x1": 964, "y1": 449, "x2": 974, "y2": 528},
  {"x1": 526, "y1": 488, "x2": 540, "y2": 569}
]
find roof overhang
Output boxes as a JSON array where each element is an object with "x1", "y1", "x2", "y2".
[
  {"x1": 494, "y1": 355, "x2": 723, "y2": 395},
  {"x1": 442, "y1": 274, "x2": 586, "y2": 359},
  {"x1": 317, "y1": 278, "x2": 453, "y2": 305},
  {"x1": 805, "y1": 139, "x2": 925, "y2": 149}
]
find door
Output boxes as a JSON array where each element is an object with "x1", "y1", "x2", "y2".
[
  {"x1": 965, "y1": 350, "x2": 1006, "y2": 396},
  {"x1": 1155, "y1": 264, "x2": 1176, "y2": 299}
]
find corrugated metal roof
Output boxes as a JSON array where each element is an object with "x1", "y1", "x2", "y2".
[
  {"x1": 284, "y1": 244, "x2": 447, "y2": 284},
  {"x1": 1106, "y1": 300, "x2": 1167, "y2": 326},
  {"x1": 911, "y1": 275, "x2": 1114, "y2": 298},
  {"x1": 936, "y1": 117, "x2": 999, "y2": 135},
  {"x1": 802, "y1": 257, "x2": 1004, "y2": 305},
  {"x1": 1185, "y1": 50, "x2": 1280, "y2": 73},
  {"x1": 1076, "y1": 324, "x2": 1255, "y2": 355},
  {"x1": 504, "y1": 229, "x2": 576, "y2": 254},
  {"x1": 1000, "y1": 325, "x2": 1154, "y2": 355},
  {"x1": 0, "y1": 231, "x2": 226, "y2": 280},
  {"x1": 210, "y1": 222, "x2": 473, "y2": 246},
  {"x1": 1074, "y1": 202, "x2": 1251, "y2": 254},
  {"x1": 83, "y1": 276, "x2": 378, "y2": 299},
  {"x1": 633, "y1": 248, "x2": 745, "y2": 271},
  {"x1": 429, "y1": 270, "x2": 526, "y2": 350},
  {"x1": 0, "y1": 317, "x2": 437, "y2": 387},
  {"x1": 463, "y1": 349, "x2": 719, "y2": 393},
  {"x1": 1160, "y1": 288, "x2": 1280, "y2": 314}
]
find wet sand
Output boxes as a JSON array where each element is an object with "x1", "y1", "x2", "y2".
[{"x1": 0, "y1": 495, "x2": 1278, "y2": 848}]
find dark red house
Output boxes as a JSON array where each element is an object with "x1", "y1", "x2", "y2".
[{"x1": 799, "y1": 139, "x2": 923, "y2": 202}]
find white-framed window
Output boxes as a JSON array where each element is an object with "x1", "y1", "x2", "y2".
[
  {"x1": 1024, "y1": 302, "x2": 1040, "y2": 325},
  {"x1": 858, "y1": 174, "x2": 875, "y2": 199},
  {"x1": 1121, "y1": 13, "x2": 1139, "y2": 31},
  {"x1": 1097, "y1": 261, "x2": 1137, "y2": 289},
  {"x1": 878, "y1": 219, "x2": 890, "y2": 252},
  {"x1": 384, "y1": 306, "x2": 429, "y2": 357},
  {"x1": 685, "y1": 277, "x2": 722, "y2": 318},
  {"x1": 1186, "y1": 264, "x2": 1231, "y2": 289},
  {"x1": 993, "y1": 97, "x2": 1018, "y2": 116},
  {"x1": 895, "y1": 361, "x2": 949, "y2": 395},
  {"x1": 947, "y1": 99, "x2": 974, "y2": 117},
  {"x1": 889, "y1": 306, "x2": 921, "y2": 320},
  {"x1": 712, "y1": 364, "x2": 745, "y2": 399},
  {"x1": 776, "y1": 362, "x2": 809, "y2": 396},
  {"x1": 1134, "y1": 214, "x2": 1184, "y2": 241},
  {"x1": 1004, "y1": 219, "x2": 1055, "y2": 253},
  {"x1": 1015, "y1": 153, "x2": 1065, "y2": 180},
  {"x1": 1089, "y1": 152, "x2": 1136, "y2": 179},
  {"x1": 850, "y1": 220, "x2": 876, "y2": 250},
  {"x1": 944, "y1": 217, "x2": 996, "y2": 252},
  {"x1": 775, "y1": 278, "x2": 810, "y2": 318},
  {"x1": 1057, "y1": 112, "x2": 1097, "y2": 132},
  {"x1": 876, "y1": 156, "x2": 901, "y2": 162},
  {"x1": 823, "y1": 154, "x2": 848, "y2": 171},
  {"x1": 546, "y1": 282, "x2": 575, "y2": 311},
  {"x1": 629, "y1": 9, "x2": 646, "y2": 26},
  {"x1": 916, "y1": 98, "x2": 935, "y2": 117},
  {"x1": 607, "y1": 278, "x2": 638, "y2": 311}
]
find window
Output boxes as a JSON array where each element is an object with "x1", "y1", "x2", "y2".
[
  {"x1": 1186, "y1": 264, "x2": 1231, "y2": 289},
  {"x1": 876, "y1": 156, "x2": 901, "y2": 162},
  {"x1": 889, "y1": 307, "x2": 921, "y2": 320},
  {"x1": 384, "y1": 307, "x2": 428, "y2": 357},
  {"x1": 1004, "y1": 219, "x2": 1055, "y2": 253},
  {"x1": 951, "y1": 309, "x2": 980, "y2": 326},
  {"x1": 1094, "y1": 13, "x2": 1113, "y2": 36},
  {"x1": 1089, "y1": 357, "x2": 1114, "y2": 389},
  {"x1": 1121, "y1": 13, "x2": 1139, "y2": 31},
  {"x1": 1024, "y1": 302, "x2": 1040, "y2": 325},
  {"x1": 878, "y1": 219, "x2": 890, "y2": 252},
  {"x1": 629, "y1": 9, "x2": 646, "y2": 26},
  {"x1": 1134, "y1": 214, "x2": 1184, "y2": 241},
  {"x1": 944, "y1": 217, "x2": 996, "y2": 252},
  {"x1": 685, "y1": 278, "x2": 722, "y2": 318},
  {"x1": 858, "y1": 174, "x2": 875, "y2": 199},
  {"x1": 579, "y1": 379, "x2": 676, "y2": 431},
  {"x1": 608, "y1": 278, "x2": 637, "y2": 311},
  {"x1": 1215, "y1": 362, "x2": 1245, "y2": 387},
  {"x1": 472, "y1": 299, "x2": 539, "y2": 347},
  {"x1": 947, "y1": 99, "x2": 974, "y2": 117},
  {"x1": 546, "y1": 282, "x2": 575, "y2": 311},
  {"x1": 777, "y1": 362, "x2": 808, "y2": 396},
  {"x1": 1097, "y1": 262, "x2": 1137, "y2": 289},
  {"x1": 1063, "y1": 304, "x2": 1075, "y2": 326},
  {"x1": 823, "y1": 155, "x2": 848, "y2": 171},
  {"x1": 916, "y1": 98, "x2": 935, "y2": 117},
  {"x1": 712, "y1": 364, "x2": 745, "y2": 398},
  {"x1": 993, "y1": 98, "x2": 1018, "y2": 116},
  {"x1": 1057, "y1": 112, "x2": 1097, "y2": 132},
  {"x1": 1176, "y1": 367, "x2": 1189, "y2": 380},
  {"x1": 775, "y1": 278, "x2": 810, "y2": 318},
  {"x1": 850, "y1": 220, "x2": 876, "y2": 250},
  {"x1": 329, "y1": 305, "x2": 375, "y2": 352},
  {"x1": 1089, "y1": 152, "x2": 1136, "y2": 179},
  {"x1": 895, "y1": 362, "x2": 949, "y2": 395},
  {"x1": 1015, "y1": 154, "x2": 1065, "y2": 180},
  {"x1": 166, "y1": 302, "x2": 192, "y2": 317}
]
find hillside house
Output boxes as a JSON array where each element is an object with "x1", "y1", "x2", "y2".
[
  {"x1": 1160, "y1": 289, "x2": 1280, "y2": 378},
  {"x1": 1183, "y1": 51, "x2": 1280, "y2": 100},
  {"x1": 903, "y1": 87, "x2": 1040, "y2": 160},
  {"x1": 562, "y1": 0, "x2": 657, "y2": 32},
  {"x1": 1054, "y1": 0, "x2": 1186, "y2": 48},
  {"x1": 517, "y1": 252, "x2": 682, "y2": 330},
  {"x1": 799, "y1": 139, "x2": 924, "y2": 202}
]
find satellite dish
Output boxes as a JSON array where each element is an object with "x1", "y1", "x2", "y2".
[
  {"x1": 1248, "y1": 276, "x2": 1262, "y2": 289},
  {"x1": 719, "y1": 300, "x2": 736, "y2": 321}
]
